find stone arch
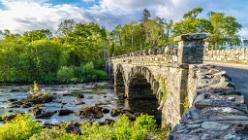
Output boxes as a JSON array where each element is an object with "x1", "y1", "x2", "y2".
[
  {"x1": 114, "y1": 64, "x2": 126, "y2": 99},
  {"x1": 127, "y1": 66, "x2": 164, "y2": 102},
  {"x1": 126, "y1": 66, "x2": 166, "y2": 126}
]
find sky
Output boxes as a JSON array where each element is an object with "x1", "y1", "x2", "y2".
[{"x1": 0, "y1": 0, "x2": 248, "y2": 37}]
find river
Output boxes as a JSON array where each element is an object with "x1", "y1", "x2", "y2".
[{"x1": 0, "y1": 82, "x2": 161, "y2": 125}]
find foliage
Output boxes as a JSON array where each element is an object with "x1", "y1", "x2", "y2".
[
  {"x1": 183, "y1": 96, "x2": 189, "y2": 112},
  {"x1": 0, "y1": 114, "x2": 169, "y2": 140},
  {"x1": 173, "y1": 7, "x2": 241, "y2": 49},
  {"x1": 0, "y1": 114, "x2": 42, "y2": 140},
  {"x1": 0, "y1": 22, "x2": 108, "y2": 83},
  {"x1": 57, "y1": 66, "x2": 75, "y2": 82}
]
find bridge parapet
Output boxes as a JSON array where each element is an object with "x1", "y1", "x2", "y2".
[
  {"x1": 204, "y1": 48, "x2": 248, "y2": 64},
  {"x1": 170, "y1": 65, "x2": 248, "y2": 139}
]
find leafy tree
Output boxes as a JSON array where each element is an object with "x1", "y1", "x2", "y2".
[
  {"x1": 143, "y1": 8, "x2": 151, "y2": 21},
  {"x1": 22, "y1": 29, "x2": 51, "y2": 42},
  {"x1": 173, "y1": 8, "x2": 211, "y2": 36},
  {"x1": 57, "y1": 19, "x2": 76, "y2": 42},
  {"x1": 207, "y1": 12, "x2": 241, "y2": 49},
  {"x1": 173, "y1": 7, "x2": 241, "y2": 49}
]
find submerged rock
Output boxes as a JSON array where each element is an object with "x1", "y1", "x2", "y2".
[
  {"x1": 102, "y1": 108, "x2": 110, "y2": 114},
  {"x1": 8, "y1": 98, "x2": 18, "y2": 102},
  {"x1": 58, "y1": 109, "x2": 74, "y2": 116}
]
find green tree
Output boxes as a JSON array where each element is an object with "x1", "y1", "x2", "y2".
[
  {"x1": 57, "y1": 19, "x2": 76, "y2": 43},
  {"x1": 207, "y1": 12, "x2": 241, "y2": 49},
  {"x1": 22, "y1": 29, "x2": 51, "y2": 42},
  {"x1": 173, "y1": 7, "x2": 241, "y2": 49}
]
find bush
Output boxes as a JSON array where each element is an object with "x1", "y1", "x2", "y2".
[
  {"x1": 29, "y1": 128, "x2": 81, "y2": 140},
  {"x1": 76, "y1": 62, "x2": 107, "y2": 82},
  {"x1": 0, "y1": 114, "x2": 168, "y2": 140},
  {"x1": 57, "y1": 66, "x2": 75, "y2": 82},
  {"x1": 92, "y1": 69, "x2": 107, "y2": 81},
  {"x1": 0, "y1": 114, "x2": 41, "y2": 140}
]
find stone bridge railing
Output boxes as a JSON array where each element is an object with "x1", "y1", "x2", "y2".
[
  {"x1": 204, "y1": 48, "x2": 248, "y2": 64},
  {"x1": 170, "y1": 64, "x2": 248, "y2": 139}
]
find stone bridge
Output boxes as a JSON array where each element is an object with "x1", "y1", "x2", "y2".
[
  {"x1": 109, "y1": 33, "x2": 248, "y2": 139},
  {"x1": 110, "y1": 33, "x2": 207, "y2": 127}
]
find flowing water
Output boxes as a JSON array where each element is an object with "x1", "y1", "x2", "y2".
[{"x1": 0, "y1": 82, "x2": 161, "y2": 125}]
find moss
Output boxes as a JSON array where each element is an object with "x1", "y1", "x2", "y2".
[
  {"x1": 183, "y1": 96, "x2": 189, "y2": 113},
  {"x1": 159, "y1": 77, "x2": 167, "y2": 101}
]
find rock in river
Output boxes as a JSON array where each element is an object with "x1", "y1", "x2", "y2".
[
  {"x1": 32, "y1": 106, "x2": 55, "y2": 119},
  {"x1": 78, "y1": 106, "x2": 104, "y2": 119},
  {"x1": 58, "y1": 109, "x2": 74, "y2": 116}
]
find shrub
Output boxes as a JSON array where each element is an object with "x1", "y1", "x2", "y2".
[
  {"x1": 0, "y1": 114, "x2": 41, "y2": 140},
  {"x1": 29, "y1": 128, "x2": 81, "y2": 140},
  {"x1": 80, "y1": 122, "x2": 113, "y2": 140},
  {"x1": 112, "y1": 115, "x2": 131, "y2": 140},
  {"x1": 92, "y1": 69, "x2": 107, "y2": 81},
  {"x1": 57, "y1": 66, "x2": 75, "y2": 82},
  {"x1": 131, "y1": 115, "x2": 157, "y2": 140}
]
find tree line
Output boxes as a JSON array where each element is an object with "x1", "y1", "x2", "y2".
[
  {"x1": 0, "y1": 7, "x2": 242, "y2": 83},
  {"x1": 0, "y1": 21, "x2": 107, "y2": 83},
  {"x1": 109, "y1": 8, "x2": 241, "y2": 56}
]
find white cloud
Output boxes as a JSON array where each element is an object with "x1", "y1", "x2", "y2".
[
  {"x1": 0, "y1": 0, "x2": 92, "y2": 33},
  {"x1": 0, "y1": 0, "x2": 247, "y2": 38},
  {"x1": 239, "y1": 28, "x2": 248, "y2": 39}
]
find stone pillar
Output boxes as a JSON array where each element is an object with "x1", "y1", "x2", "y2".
[{"x1": 174, "y1": 33, "x2": 208, "y2": 65}]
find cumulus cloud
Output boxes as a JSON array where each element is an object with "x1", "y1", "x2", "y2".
[
  {"x1": 0, "y1": 0, "x2": 247, "y2": 38},
  {"x1": 0, "y1": 0, "x2": 92, "y2": 33}
]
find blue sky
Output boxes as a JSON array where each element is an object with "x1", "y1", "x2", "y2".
[{"x1": 0, "y1": 0, "x2": 248, "y2": 37}]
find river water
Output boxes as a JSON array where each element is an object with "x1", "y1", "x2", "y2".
[{"x1": 0, "y1": 82, "x2": 161, "y2": 125}]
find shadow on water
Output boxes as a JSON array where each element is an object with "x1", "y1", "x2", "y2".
[{"x1": 118, "y1": 98, "x2": 162, "y2": 127}]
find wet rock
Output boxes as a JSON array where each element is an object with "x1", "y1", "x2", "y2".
[
  {"x1": 194, "y1": 99, "x2": 212, "y2": 109},
  {"x1": 124, "y1": 110, "x2": 136, "y2": 121},
  {"x1": 43, "y1": 123, "x2": 60, "y2": 129},
  {"x1": 224, "y1": 134, "x2": 241, "y2": 140},
  {"x1": 71, "y1": 91, "x2": 85, "y2": 98},
  {"x1": 201, "y1": 121, "x2": 230, "y2": 131},
  {"x1": 102, "y1": 108, "x2": 110, "y2": 114},
  {"x1": 75, "y1": 101, "x2": 85, "y2": 105},
  {"x1": 95, "y1": 100, "x2": 111, "y2": 106},
  {"x1": 32, "y1": 107, "x2": 55, "y2": 119},
  {"x1": 10, "y1": 88, "x2": 26, "y2": 92},
  {"x1": 65, "y1": 123, "x2": 81, "y2": 135},
  {"x1": 13, "y1": 93, "x2": 55, "y2": 109},
  {"x1": 110, "y1": 108, "x2": 120, "y2": 117},
  {"x1": 8, "y1": 98, "x2": 18, "y2": 102},
  {"x1": 3, "y1": 114, "x2": 17, "y2": 122},
  {"x1": 21, "y1": 103, "x2": 32, "y2": 108},
  {"x1": 79, "y1": 106, "x2": 104, "y2": 119},
  {"x1": 58, "y1": 109, "x2": 74, "y2": 116},
  {"x1": 100, "y1": 119, "x2": 115, "y2": 125},
  {"x1": 6, "y1": 104, "x2": 21, "y2": 108}
]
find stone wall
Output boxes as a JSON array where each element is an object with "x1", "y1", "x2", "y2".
[
  {"x1": 169, "y1": 65, "x2": 248, "y2": 139},
  {"x1": 204, "y1": 48, "x2": 248, "y2": 64}
]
